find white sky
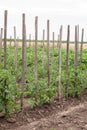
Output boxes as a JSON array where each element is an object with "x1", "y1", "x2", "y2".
[{"x1": 0, "y1": 0, "x2": 87, "y2": 41}]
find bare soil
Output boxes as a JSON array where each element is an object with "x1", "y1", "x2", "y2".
[{"x1": 0, "y1": 90, "x2": 87, "y2": 130}]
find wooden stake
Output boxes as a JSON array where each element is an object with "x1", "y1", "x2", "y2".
[
  {"x1": 4, "y1": 10, "x2": 7, "y2": 69},
  {"x1": 24, "y1": 24, "x2": 27, "y2": 73},
  {"x1": 35, "y1": 16, "x2": 38, "y2": 83},
  {"x1": 21, "y1": 13, "x2": 26, "y2": 110},
  {"x1": 80, "y1": 28, "x2": 84, "y2": 63},
  {"x1": 66, "y1": 25, "x2": 70, "y2": 97},
  {"x1": 77, "y1": 25, "x2": 79, "y2": 49},
  {"x1": 47, "y1": 20, "x2": 50, "y2": 87},
  {"x1": 4, "y1": 10, "x2": 8, "y2": 114},
  {"x1": 58, "y1": 26, "x2": 63, "y2": 100},
  {"x1": 42, "y1": 29, "x2": 45, "y2": 66},
  {"x1": 74, "y1": 26, "x2": 78, "y2": 67},
  {"x1": 14, "y1": 26, "x2": 17, "y2": 72},
  {"x1": 52, "y1": 32, "x2": 55, "y2": 66}
]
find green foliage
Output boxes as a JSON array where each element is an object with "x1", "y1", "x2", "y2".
[
  {"x1": 0, "y1": 46, "x2": 87, "y2": 116},
  {"x1": 0, "y1": 69, "x2": 19, "y2": 116},
  {"x1": 62, "y1": 66, "x2": 87, "y2": 97},
  {"x1": 27, "y1": 80, "x2": 57, "y2": 107}
]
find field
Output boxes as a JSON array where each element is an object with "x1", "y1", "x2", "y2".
[
  {"x1": 0, "y1": 42, "x2": 87, "y2": 130},
  {"x1": 0, "y1": 10, "x2": 87, "y2": 130},
  {"x1": 4, "y1": 41, "x2": 87, "y2": 49}
]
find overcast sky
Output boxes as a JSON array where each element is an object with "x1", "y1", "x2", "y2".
[{"x1": 0, "y1": 0, "x2": 87, "y2": 41}]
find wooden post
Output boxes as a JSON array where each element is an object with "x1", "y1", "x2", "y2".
[
  {"x1": 47, "y1": 20, "x2": 50, "y2": 87},
  {"x1": 35, "y1": 16, "x2": 38, "y2": 84},
  {"x1": 80, "y1": 28, "x2": 84, "y2": 63},
  {"x1": 21, "y1": 13, "x2": 26, "y2": 110},
  {"x1": 24, "y1": 24, "x2": 27, "y2": 73},
  {"x1": 58, "y1": 26, "x2": 63, "y2": 100},
  {"x1": 4, "y1": 10, "x2": 8, "y2": 114},
  {"x1": 4, "y1": 10, "x2": 8, "y2": 69},
  {"x1": 52, "y1": 32, "x2": 55, "y2": 66},
  {"x1": 74, "y1": 26, "x2": 78, "y2": 67},
  {"x1": 14, "y1": 26, "x2": 17, "y2": 72},
  {"x1": 42, "y1": 29, "x2": 45, "y2": 66},
  {"x1": 77, "y1": 25, "x2": 79, "y2": 60},
  {"x1": 0, "y1": 28, "x2": 3, "y2": 64},
  {"x1": 66, "y1": 25, "x2": 70, "y2": 97},
  {"x1": 77, "y1": 25, "x2": 79, "y2": 49}
]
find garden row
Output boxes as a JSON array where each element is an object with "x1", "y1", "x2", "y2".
[{"x1": 0, "y1": 10, "x2": 87, "y2": 117}]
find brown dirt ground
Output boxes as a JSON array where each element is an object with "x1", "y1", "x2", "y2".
[{"x1": 0, "y1": 90, "x2": 87, "y2": 130}]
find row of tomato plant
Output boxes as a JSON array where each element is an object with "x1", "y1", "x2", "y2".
[{"x1": 0, "y1": 46, "x2": 87, "y2": 116}]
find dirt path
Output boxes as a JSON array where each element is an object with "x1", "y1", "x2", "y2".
[
  {"x1": 14, "y1": 101, "x2": 87, "y2": 130},
  {"x1": 0, "y1": 92, "x2": 87, "y2": 130}
]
